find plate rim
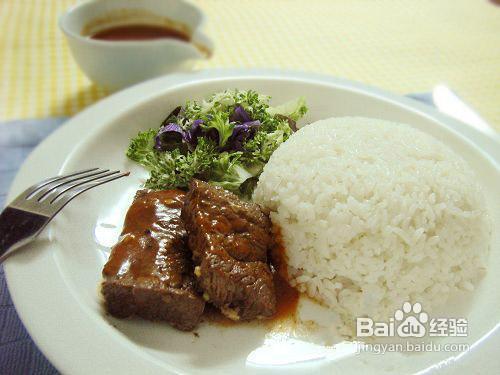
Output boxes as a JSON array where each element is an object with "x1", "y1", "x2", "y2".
[{"x1": 4, "y1": 69, "x2": 500, "y2": 374}]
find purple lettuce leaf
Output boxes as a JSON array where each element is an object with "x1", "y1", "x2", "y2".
[
  {"x1": 204, "y1": 127, "x2": 220, "y2": 145},
  {"x1": 185, "y1": 119, "x2": 204, "y2": 149},
  {"x1": 229, "y1": 105, "x2": 252, "y2": 124},
  {"x1": 154, "y1": 123, "x2": 185, "y2": 151},
  {"x1": 225, "y1": 120, "x2": 261, "y2": 151},
  {"x1": 160, "y1": 106, "x2": 182, "y2": 128}
]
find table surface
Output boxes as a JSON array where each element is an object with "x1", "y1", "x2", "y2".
[{"x1": 0, "y1": 0, "x2": 499, "y2": 130}]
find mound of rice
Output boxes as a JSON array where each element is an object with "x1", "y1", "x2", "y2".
[{"x1": 253, "y1": 117, "x2": 490, "y2": 328}]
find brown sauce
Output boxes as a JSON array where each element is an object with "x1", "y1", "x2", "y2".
[
  {"x1": 269, "y1": 225, "x2": 300, "y2": 320},
  {"x1": 90, "y1": 24, "x2": 190, "y2": 42},
  {"x1": 102, "y1": 189, "x2": 188, "y2": 286},
  {"x1": 203, "y1": 225, "x2": 299, "y2": 326}
]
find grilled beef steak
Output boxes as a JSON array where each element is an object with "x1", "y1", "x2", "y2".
[
  {"x1": 102, "y1": 190, "x2": 205, "y2": 331},
  {"x1": 182, "y1": 179, "x2": 276, "y2": 320}
]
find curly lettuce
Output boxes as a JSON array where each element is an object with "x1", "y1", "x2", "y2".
[{"x1": 126, "y1": 89, "x2": 308, "y2": 197}]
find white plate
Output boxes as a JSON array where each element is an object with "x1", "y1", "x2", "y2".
[{"x1": 5, "y1": 69, "x2": 500, "y2": 375}]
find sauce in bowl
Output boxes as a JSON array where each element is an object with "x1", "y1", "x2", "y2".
[{"x1": 90, "y1": 24, "x2": 190, "y2": 42}]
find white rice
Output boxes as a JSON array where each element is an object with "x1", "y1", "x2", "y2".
[{"x1": 254, "y1": 117, "x2": 490, "y2": 329}]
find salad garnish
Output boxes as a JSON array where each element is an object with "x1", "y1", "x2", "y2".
[{"x1": 127, "y1": 89, "x2": 307, "y2": 197}]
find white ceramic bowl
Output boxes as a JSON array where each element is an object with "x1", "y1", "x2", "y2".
[{"x1": 59, "y1": 0, "x2": 213, "y2": 90}]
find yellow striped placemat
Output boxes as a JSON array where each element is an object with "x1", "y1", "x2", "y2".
[{"x1": 1, "y1": 0, "x2": 499, "y2": 130}]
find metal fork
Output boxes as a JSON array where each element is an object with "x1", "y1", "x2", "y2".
[{"x1": 0, "y1": 168, "x2": 129, "y2": 263}]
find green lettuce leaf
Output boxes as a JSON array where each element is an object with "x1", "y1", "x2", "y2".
[
  {"x1": 126, "y1": 90, "x2": 308, "y2": 196},
  {"x1": 202, "y1": 111, "x2": 234, "y2": 147},
  {"x1": 267, "y1": 96, "x2": 308, "y2": 121}
]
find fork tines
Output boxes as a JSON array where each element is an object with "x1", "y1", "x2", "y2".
[
  {"x1": 17, "y1": 168, "x2": 130, "y2": 210},
  {"x1": 1, "y1": 168, "x2": 130, "y2": 263}
]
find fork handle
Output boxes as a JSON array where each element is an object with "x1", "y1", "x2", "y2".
[{"x1": 0, "y1": 207, "x2": 48, "y2": 262}]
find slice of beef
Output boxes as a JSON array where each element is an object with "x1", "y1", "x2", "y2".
[
  {"x1": 182, "y1": 179, "x2": 276, "y2": 320},
  {"x1": 102, "y1": 189, "x2": 205, "y2": 331}
]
